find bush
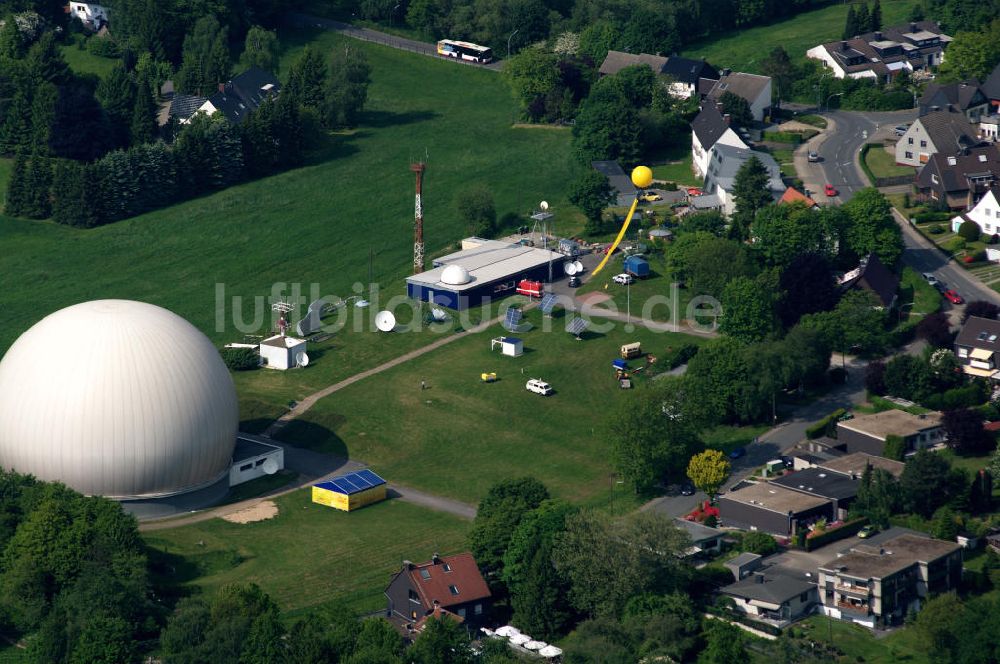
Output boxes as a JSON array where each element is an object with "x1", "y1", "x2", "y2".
[
  {"x1": 806, "y1": 408, "x2": 847, "y2": 439},
  {"x1": 929, "y1": 224, "x2": 944, "y2": 234},
  {"x1": 884, "y1": 434, "x2": 905, "y2": 461},
  {"x1": 220, "y1": 346, "x2": 259, "y2": 371},
  {"x1": 663, "y1": 181, "x2": 678, "y2": 191},
  {"x1": 741, "y1": 531, "x2": 778, "y2": 555},
  {"x1": 664, "y1": 343, "x2": 699, "y2": 369},
  {"x1": 803, "y1": 518, "x2": 868, "y2": 551},
  {"x1": 959, "y1": 219, "x2": 982, "y2": 241},
  {"x1": 914, "y1": 211, "x2": 952, "y2": 223},
  {"x1": 86, "y1": 35, "x2": 121, "y2": 58},
  {"x1": 923, "y1": 381, "x2": 990, "y2": 410}
]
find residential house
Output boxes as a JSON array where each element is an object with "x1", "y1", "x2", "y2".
[
  {"x1": 598, "y1": 52, "x2": 720, "y2": 99},
  {"x1": 983, "y1": 63, "x2": 1000, "y2": 111},
  {"x1": 838, "y1": 253, "x2": 899, "y2": 309},
  {"x1": 916, "y1": 144, "x2": 1000, "y2": 209},
  {"x1": 591, "y1": 160, "x2": 637, "y2": 207},
  {"x1": 894, "y1": 110, "x2": 981, "y2": 167},
  {"x1": 919, "y1": 80, "x2": 991, "y2": 121},
  {"x1": 598, "y1": 50, "x2": 669, "y2": 77},
  {"x1": 954, "y1": 314, "x2": 1000, "y2": 380},
  {"x1": 703, "y1": 144, "x2": 785, "y2": 216},
  {"x1": 950, "y1": 186, "x2": 1000, "y2": 236},
  {"x1": 779, "y1": 187, "x2": 819, "y2": 208},
  {"x1": 690, "y1": 104, "x2": 748, "y2": 178},
  {"x1": 674, "y1": 518, "x2": 725, "y2": 556},
  {"x1": 835, "y1": 409, "x2": 945, "y2": 456},
  {"x1": 385, "y1": 553, "x2": 492, "y2": 629},
  {"x1": 806, "y1": 22, "x2": 952, "y2": 83},
  {"x1": 68, "y1": 2, "x2": 108, "y2": 29},
  {"x1": 193, "y1": 67, "x2": 281, "y2": 124},
  {"x1": 818, "y1": 532, "x2": 963, "y2": 628},
  {"x1": 719, "y1": 481, "x2": 833, "y2": 536},
  {"x1": 726, "y1": 552, "x2": 765, "y2": 580},
  {"x1": 719, "y1": 565, "x2": 819, "y2": 626},
  {"x1": 979, "y1": 114, "x2": 1000, "y2": 142},
  {"x1": 769, "y1": 468, "x2": 860, "y2": 520},
  {"x1": 704, "y1": 71, "x2": 773, "y2": 122},
  {"x1": 815, "y1": 451, "x2": 906, "y2": 479}
]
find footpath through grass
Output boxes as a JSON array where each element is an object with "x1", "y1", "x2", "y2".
[
  {"x1": 143, "y1": 490, "x2": 470, "y2": 616},
  {"x1": 680, "y1": 0, "x2": 914, "y2": 71}
]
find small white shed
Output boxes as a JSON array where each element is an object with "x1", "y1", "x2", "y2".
[
  {"x1": 491, "y1": 336, "x2": 523, "y2": 357},
  {"x1": 259, "y1": 335, "x2": 307, "y2": 370}
]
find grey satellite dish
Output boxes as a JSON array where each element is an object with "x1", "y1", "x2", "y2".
[
  {"x1": 355, "y1": 299, "x2": 370, "y2": 308},
  {"x1": 565, "y1": 262, "x2": 579, "y2": 276},
  {"x1": 540, "y1": 201, "x2": 549, "y2": 211},
  {"x1": 375, "y1": 310, "x2": 396, "y2": 332},
  {"x1": 573, "y1": 260, "x2": 584, "y2": 273},
  {"x1": 261, "y1": 458, "x2": 279, "y2": 475},
  {"x1": 295, "y1": 351, "x2": 310, "y2": 367},
  {"x1": 296, "y1": 299, "x2": 326, "y2": 337},
  {"x1": 431, "y1": 307, "x2": 448, "y2": 321}
]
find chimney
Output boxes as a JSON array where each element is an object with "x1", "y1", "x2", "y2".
[
  {"x1": 754, "y1": 574, "x2": 765, "y2": 584},
  {"x1": 431, "y1": 553, "x2": 441, "y2": 564},
  {"x1": 218, "y1": 82, "x2": 225, "y2": 93},
  {"x1": 722, "y1": 67, "x2": 732, "y2": 77},
  {"x1": 875, "y1": 31, "x2": 883, "y2": 40},
  {"x1": 841, "y1": 41, "x2": 848, "y2": 52},
  {"x1": 723, "y1": 114, "x2": 731, "y2": 125},
  {"x1": 910, "y1": 22, "x2": 917, "y2": 31},
  {"x1": 403, "y1": 560, "x2": 414, "y2": 570}
]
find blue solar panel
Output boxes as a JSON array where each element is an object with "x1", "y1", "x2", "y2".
[
  {"x1": 316, "y1": 470, "x2": 387, "y2": 494},
  {"x1": 356, "y1": 469, "x2": 386, "y2": 486},
  {"x1": 503, "y1": 308, "x2": 523, "y2": 331},
  {"x1": 540, "y1": 293, "x2": 557, "y2": 314},
  {"x1": 566, "y1": 317, "x2": 589, "y2": 336}
]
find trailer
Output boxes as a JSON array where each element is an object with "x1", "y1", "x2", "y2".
[
  {"x1": 624, "y1": 255, "x2": 650, "y2": 279},
  {"x1": 516, "y1": 279, "x2": 543, "y2": 298}
]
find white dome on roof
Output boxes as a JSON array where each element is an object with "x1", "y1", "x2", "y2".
[
  {"x1": 0, "y1": 300, "x2": 238, "y2": 499},
  {"x1": 441, "y1": 264, "x2": 472, "y2": 285}
]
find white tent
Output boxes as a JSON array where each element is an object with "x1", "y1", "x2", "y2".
[
  {"x1": 539, "y1": 645, "x2": 563, "y2": 658},
  {"x1": 524, "y1": 640, "x2": 547, "y2": 650},
  {"x1": 509, "y1": 634, "x2": 531, "y2": 646},
  {"x1": 494, "y1": 626, "x2": 520, "y2": 638}
]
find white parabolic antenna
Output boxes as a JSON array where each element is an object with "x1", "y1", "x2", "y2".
[
  {"x1": 540, "y1": 201, "x2": 549, "y2": 211},
  {"x1": 261, "y1": 458, "x2": 279, "y2": 475},
  {"x1": 573, "y1": 260, "x2": 584, "y2": 273},
  {"x1": 431, "y1": 307, "x2": 448, "y2": 321},
  {"x1": 295, "y1": 351, "x2": 310, "y2": 367},
  {"x1": 375, "y1": 310, "x2": 396, "y2": 332},
  {"x1": 564, "y1": 262, "x2": 579, "y2": 276}
]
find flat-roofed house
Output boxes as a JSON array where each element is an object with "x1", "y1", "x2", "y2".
[
  {"x1": 719, "y1": 481, "x2": 833, "y2": 536},
  {"x1": 835, "y1": 410, "x2": 945, "y2": 457}
]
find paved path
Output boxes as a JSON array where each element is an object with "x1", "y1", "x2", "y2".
[{"x1": 287, "y1": 12, "x2": 502, "y2": 71}]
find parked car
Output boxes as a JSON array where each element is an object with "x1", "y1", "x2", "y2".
[
  {"x1": 894, "y1": 124, "x2": 909, "y2": 136},
  {"x1": 858, "y1": 525, "x2": 878, "y2": 539},
  {"x1": 944, "y1": 289, "x2": 964, "y2": 305},
  {"x1": 639, "y1": 190, "x2": 662, "y2": 202},
  {"x1": 824, "y1": 184, "x2": 838, "y2": 197},
  {"x1": 729, "y1": 447, "x2": 747, "y2": 460},
  {"x1": 613, "y1": 273, "x2": 634, "y2": 285},
  {"x1": 921, "y1": 272, "x2": 940, "y2": 287},
  {"x1": 680, "y1": 482, "x2": 696, "y2": 496},
  {"x1": 525, "y1": 379, "x2": 553, "y2": 396},
  {"x1": 568, "y1": 275, "x2": 581, "y2": 288},
  {"x1": 807, "y1": 151, "x2": 820, "y2": 163}
]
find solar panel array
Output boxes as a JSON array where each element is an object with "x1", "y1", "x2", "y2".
[
  {"x1": 539, "y1": 293, "x2": 557, "y2": 314},
  {"x1": 566, "y1": 317, "x2": 589, "y2": 336},
  {"x1": 503, "y1": 308, "x2": 523, "y2": 331},
  {"x1": 321, "y1": 469, "x2": 386, "y2": 495}
]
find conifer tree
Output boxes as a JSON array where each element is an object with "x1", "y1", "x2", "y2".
[
  {"x1": 0, "y1": 91, "x2": 31, "y2": 155},
  {"x1": 29, "y1": 82, "x2": 57, "y2": 155},
  {"x1": 52, "y1": 160, "x2": 96, "y2": 227},
  {"x1": 24, "y1": 151, "x2": 52, "y2": 219},
  {"x1": 871, "y1": 0, "x2": 883, "y2": 30},
  {"x1": 856, "y1": 3, "x2": 871, "y2": 34},
  {"x1": 3, "y1": 151, "x2": 29, "y2": 216},
  {"x1": 285, "y1": 47, "x2": 327, "y2": 110},
  {"x1": 130, "y1": 78, "x2": 158, "y2": 146},
  {"x1": 843, "y1": 5, "x2": 858, "y2": 39}
]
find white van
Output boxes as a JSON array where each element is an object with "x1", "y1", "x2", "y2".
[{"x1": 525, "y1": 379, "x2": 553, "y2": 396}]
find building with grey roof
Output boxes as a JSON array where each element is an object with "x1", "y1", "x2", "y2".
[
  {"x1": 592, "y1": 160, "x2": 637, "y2": 206},
  {"x1": 674, "y1": 518, "x2": 724, "y2": 556},
  {"x1": 954, "y1": 314, "x2": 1000, "y2": 380},
  {"x1": 703, "y1": 144, "x2": 785, "y2": 216},
  {"x1": 916, "y1": 144, "x2": 1000, "y2": 209},
  {"x1": 719, "y1": 565, "x2": 818, "y2": 626},
  {"x1": 919, "y1": 80, "x2": 990, "y2": 121},
  {"x1": 769, "y1": 467, "x2": 859, "y2": 520},
  {"x1": 719, "y1": 481, "x2": 833, "y2": 536},
  {"x1": 806, "y1": 21, "x2": 951, "y2": 83},
  {"x1": 598, "y1": 50, "x2": 669, "y2": 77},
  {"x1": 690, "y1": 104, "x2": 748, "y2": 177},
  {"x1": 983, "y1": 63, "x2": 1000, "y2": 107},
  {"x1": 836, "y1": 409, "x2": 944, "y2": 457},
  {"x1": 705, "y1": 71, "x2": 773, "y2": 122},
  {"x1": 895, "y1": 110, "x2": 983, "y2": 167},
  {"x1": 817, "y1": 452, "x2": 906, "y2": 479},
  {"x1": 818, "y1": 533, "x2": 962, "y2": 629}
]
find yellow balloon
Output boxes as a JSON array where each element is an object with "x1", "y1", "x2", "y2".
[{"x1": 631, "y1": 165, "x2": 653, "y2": 189}]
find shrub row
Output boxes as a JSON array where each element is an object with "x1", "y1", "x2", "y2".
[
  {"x1": 805, "y1": 408, "x2": 847, "y2": 439},
  {"x1": 705, "y1": 606, "x2": 783, "y2": 637},
  {"x1": 914, "y1": 211, "x2": 953, "y2": 223},
  {"x1": 803, "y1": 518, "x2": 869, "y2": 551},
  {"x1": 664, "y1": 343, "x2": 700, "y2": 369}
]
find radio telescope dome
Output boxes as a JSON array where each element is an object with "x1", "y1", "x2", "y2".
[
  {"x1": 0, "y1": 300, "x2": 239, "y2": 500},
  {"x1": 441, "y1": 264, "x2": 472, "y2": 285}
]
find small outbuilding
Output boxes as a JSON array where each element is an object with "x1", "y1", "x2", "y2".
[
  {"x1": 491, "y1": 336, "x2": 523, "y2": 357},
  {"x1": 312, "y1": 470, "x2": 387, "y2": 511},
  {"x1": 259, "y1": 335, "x2": 307, "y2": 370}
]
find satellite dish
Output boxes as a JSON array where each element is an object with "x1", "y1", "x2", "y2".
[
  {"x1": 565, "y1": 262, "x2": 579, "y2": 276},
  {"x1": 261, "y1": 458, "x2": 279, "y2": 475},
  {"x1": 375, "y1": 310, "x2": 396, "y2": 332},
  {"x1": 295, "y1": 351, "x2": 310, "y2": 367},
  {"x1": 431, "y1": 307, "x2": 448, "y2": 321},
  {"x1": 540, "y1": 201, "x2": 549, "y2": 211},
  {"x1": 355, "y1": 299, "x2": 370, "y2": 308},
  {"x1": 573, "y1": 260, "x2": 584, "y2": 273}
]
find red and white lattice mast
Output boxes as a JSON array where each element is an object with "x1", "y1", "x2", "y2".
[{"x1": 411, "y1": 162, "x2": 426, "y2": 274}]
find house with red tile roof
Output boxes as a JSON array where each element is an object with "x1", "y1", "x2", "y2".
[
  {"x1": 385, "y1": 552, "x2": 492, "y2": 631},
  {"x1": 779, "y1": 187, "x2": 817, "y2": 208}
]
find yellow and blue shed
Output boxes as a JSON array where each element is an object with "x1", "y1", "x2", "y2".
[{"x1": 312, "y1": 470, "x2": 387, "y2": 511}]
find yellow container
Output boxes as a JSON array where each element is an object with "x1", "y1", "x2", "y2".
[{"x1": 312, "y1": 470, "x2": 387, "y2": 511}]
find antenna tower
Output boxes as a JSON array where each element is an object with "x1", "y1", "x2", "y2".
[{"x1": 411, "y1": 162, "x2": 426, "y2": 274}]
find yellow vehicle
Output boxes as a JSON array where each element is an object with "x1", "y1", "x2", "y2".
[
  {"x1": 638, "y1": 190, "x2": 662, "y2": 202},
  {"x1": 621, "y1": 342, "x2": 642, "y2": 359}
]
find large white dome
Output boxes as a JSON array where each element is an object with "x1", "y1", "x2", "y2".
[
  {"x1": 0, "y1": 300, "x2": 238, "y2": 499},
  {"x1": 441, "y1": 264, "x2": 471, "y2": 285}
]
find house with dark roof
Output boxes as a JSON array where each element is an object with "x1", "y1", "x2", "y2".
[
  {"x1": 385, "y1": 553, "x2": 492, "y2": 630},
  {"x1": 591, "y1": 160, "x2": 637, "y2": 207},
  {"x1": 954, "y1": 315, "x2": 1000, "y2": 380},
  {"x1": 818, "y1": 533, "x2": 962, "y2": 629},
  {"x1": 838, "y1": 253, "x2": 899, "y2": 309},
  {"x1": 894, "y1": 110, "x2": 982, "y2": 167},
  {"x1": 598, "y1": 50, "x2": 668, "y2": 77},
  {"x1": 916, "y1": 144, "x2": 1000, "y2": 210},
  {"x1": 690, "y1": 104, "x2": 748, "y2": 177},
  {"x1": 598, "y1": 52, "x2": 719, "y2": 99},
  {"x1": 703, "y1": 143, "x2": 785, "y2": 217},
  {"x1": 674, "y1": 518, "x2": 724, "y2": 556},
  {"x1": 719, "y1": 565, "x2": 818, "y2": 626},
  {"x1": 815, "y1": 451, "x2": 906, "y2": 479},
  {"x1": 919, "y1": 80, "x2": 991, "y2": 121},
  {"x1": 806, "y1": 21, "x2": 952, "y2": 83},
  {"x1": 194, "y1": 67, "x2": 281, "y2": 124},
  {"x1": 704, "y1": 71, "x2": 773, "y2": 122},
  {"x1": 719, "y1": 481, "x2": 834, "y2": 536},
  {"x1": 835, "y1": 409, "x2": 945, "y2": 456},
  {"x1": 984, "y1": 63, "x2": 1000, "y2": 110},
  {"x1": 769, "y1": 468, "x2": 860, "y2": 520}
]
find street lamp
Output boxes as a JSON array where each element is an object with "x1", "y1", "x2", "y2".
[
  {"x1": 390, "y1": 2, "x2": 400, "y2": 26},
  {"x1": 507, "y1": 28, "x2": 519, "y2": 59},
  {"x1": 825, "y1": 91, "x2": 844, "y2": 110}
]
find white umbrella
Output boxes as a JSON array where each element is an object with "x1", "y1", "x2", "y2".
[
  {"x1": 494, "y1": 625, "x2": 520, "y2": 638},
  {"x1": 509, "y1": 633, "x2": 531, "y2": 646},
  {"x1": 480, "y1": 628, "x2": 495, "y2": 637},
  {"x1": 539, "y1": 645, "x2": 563, "y2": 658},
  {"x1": 524, "y1": 640, "x2": 547, "y2": 650}
]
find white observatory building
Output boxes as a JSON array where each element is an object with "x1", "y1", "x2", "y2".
[{"x1": 0, "y1": 300, "x2": 280, "y2": 516}]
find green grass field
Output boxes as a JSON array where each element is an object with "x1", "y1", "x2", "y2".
[
  {"x1": 143, "y1": 489, "x2": 471, "y2": 616},
  {"x1": 275, "y1": 308, "x2": 706, "y2": 506},
  {"x1": 1, "y1": 29, "x2": 576, "y2": 430},
  {"x1": 59, "y1": 42, "x2": 119, "y2": 78},
  {"x1": 898, "y1": 266, "x2": 942, "y2": 317},
  {"x1": 865, "y1": 144, "x2": 916, "y2": 178},
  {"x1": 792, "y1": 615, "x2": 928, "y2": 663},
  {"x1": 680, "y1": 0, "x2": 916, "y2": 72}
]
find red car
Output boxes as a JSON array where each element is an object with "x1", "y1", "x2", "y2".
[
  {"x1": 824, "y1": 184, "x2": 838, "y2": 197},
  {"x1": 943, "y1": 289, "x2": 964, "y2": 305}
]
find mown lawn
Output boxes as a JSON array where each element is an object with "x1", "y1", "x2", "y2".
[
  {"x1": 898, "y1": 266, "x2": 942, "y2": 317},
  {"x1": 143, "y1": 490, "x2": 471, "y2": 616},
  {"x1": 792, "y1": 615, "x2": 928, "y2": 663},
  {"x1": 865, "y1": 144, "x2": 916, "y2": 178},
  {"x1": 274, "y1": 308, "x2": 707, "y2": 507},
  {"x1": 59, "y1": 41, "x2": 119, "y2": 78},
  {"x1": 680, "y1": 0, "x2": 915, "y2": 71},
  {"x1": 1, "y1": 29, "x2": 575, "y2": 431},
  {"x1": 651, "y1": 144, "x2": 699, "y2": 187}
]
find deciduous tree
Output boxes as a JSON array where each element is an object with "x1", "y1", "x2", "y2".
[
  {"x1": 686, "y1": 450, "x2": 730, "y2": 497},
  {"x1": 568, "y1": 169, "x2": 614, "y2": 234},
  {"x1": 240, "y1": 25, "x2": 280, "y2": 71},
  {"x1": 720, "y1": 273, "x2": 780, "y2": 342},
  {"x1": 285, "y1": 47, "x2": 327, "y2": 111}
]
